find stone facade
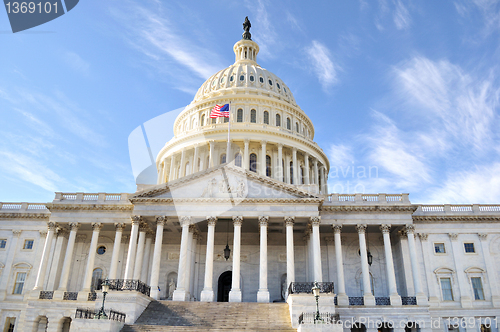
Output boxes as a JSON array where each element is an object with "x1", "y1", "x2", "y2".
[{"x1": 0, "y1": 25, "x2": 499, "y2": 332}]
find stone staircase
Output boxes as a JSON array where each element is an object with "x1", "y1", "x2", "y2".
[{"x1": 120, "y1": 301, "x2": 296, "y2": 331}]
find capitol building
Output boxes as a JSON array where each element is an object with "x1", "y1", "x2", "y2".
[{"x1": 0, "y1": 19, "x2": 499, "y2": 332}]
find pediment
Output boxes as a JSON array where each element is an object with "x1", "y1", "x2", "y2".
[{"x1": 132, "y1": 164, "x2": 319, "y2": 201}]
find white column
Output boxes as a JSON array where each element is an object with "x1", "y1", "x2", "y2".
[
  {"x1": 243, "y1": 139, "x2": 250, "y2": 170},
  {"x1": 356, "y1": 224, "x2": 375, "y2": 305},
  {"x1": 33, "y1": 222, "x2": 57, "y2": 290},
  {"x1": 81, "y1": 222, "x2": 103, "y2": 292},
  {"x1": 107, "y1": 223, "x2": 125, "y2": 280},
  {"x1": 229, "y1": 216, "x2": 243, "y2": 302},
  {"x1": 310, "y1": 217, "x2": 322, "y2": 282},
  {"x1": 285, "y1": 217, "x2": 295, "y2": 292},
  {"x1": 448, "y1": 232, "x2": 470, "y2": 307},
  {"x1": 201, "y1": 217, "x2": 217, "y2": 302},
  {"x1": 141, "y1": 232, "x2": 153, "y2": 282},
  {"x1": 333, "y1": 225, "x2": 348, "y2": 305},
  {"x1": 313, "y1": 159, "x2": 319, "y2": 186},
  {"x1": 209, "y1": 140, "x2": 215, "y2": 168},
  {"x1": 304, "y1": 153, "x2": 310, "y2": 185},
  {"x1": 380, "y1": 224, "x2": 402, "y2": 305},
  {"x1": 261, "y1": 140, "x2": 267, "y2": 176},
  {"x1": 124, "y1": 216, "x2": 141, "y2": 280},
  {"x1": 46, "y1": 228, "x2": 67, "y2": 290},
  {"x1": 405, "y1": 225, "x2": 427, "y2": 305},
  {"x1": 320, "y1": 166, "x2": 326, "y2": 194},
  {"x1": 277, "y1": 144, "x2": 283, "y2": 181},
  {"x1": 180, "y1": 148, "x2": 186, "y2": 177},
  {"x1": 169, "y1": 155, "x2": 175, "y2": 181},
  {"x1": 57, "y1": 223, "x2": 80, "y2": 291},
  {"x1": 183, "y1": 226, "x2": 195, "y2": 300},
  {"x1": 292, "y1": 148, "x2": 298, "y2": 185},
  {"x1": 173, "y1": 217, "x2": 191, "y2": 301},
  {"x1": 133, "y1": 224, "x2": 147, "y2": 280},
  {"x1": 150, "y1": 216, "x2": 165, "y2": 300},
  {"x1": 157, "y1": 162, "x2": 164, "y2": 184},
  {"x1": 478, "y1": 234, "x2": 500, "y2": 307},
  {"x1": 418, "y1": 233, "x2": 440, "y2": 305},
  {"x1": 257, "y1": 216, "x2": 270, "y2": 302},
  {"x1": 193, "y1": 144, "x2": 199, "y2": 173}
]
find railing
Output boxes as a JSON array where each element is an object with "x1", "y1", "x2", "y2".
[
  {"x1": 55, "y1": 192, "x2": 128, "y2": 202},
  {"x1": 96, "y1": 279, "x2": 151, "y2": 297},
  {"x1": 0, "y1": 203, "x2": 48, "y2": 211},
  {"x1": 63, "y1": 292, "x2": 78, "y2": 300},
  {"x1": 375, "y1": 297, "x2": 390, "y2": 305},
  {"x1": 39, "y1": 291, "x2": 53, "y2": 299},
  {"x1": 348, "y1": 297, "x2": 364, "y2": 305},
  {"x1": 480, "y1": 205, "x2": 500, "y2": 212},
  {"x1": 75, "y1": 308, "x2": 126, "y2": 322},
  {"x1": 288, "y1": 282, "x2": 334, "y2": 295},
  {"x1": 298, "y1": 312, "x2": 338, "y2": 325},
  {"x1": 401, "y1": 296, "x2": 417, "y2": 305},
  {"x1": 417, "y1": 204, "x2": 500, "y2": 214},
  {"x1": 450, "y1": 205, "x2": 472, "y2": 212},
  {"x1": 421, "y1": 205, "x2": 444, "y2": 212},
  {"x1": 325, "y1": 193, "x2": 410, "y2": 204}
]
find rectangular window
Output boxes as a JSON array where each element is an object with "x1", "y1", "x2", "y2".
[
  {"x1": 471, "y1": 277, "x2": 485, "y2": 300},
  {"x1": 440, "y1": 278, "x2": 453, "y2": 301},
  {"x1": 0, "y1": 239, "x2": 6, "y2": 249},
  {"x1": 13, "y1": 272, "x2": 26, "y2": 294},
  {"x1": 5, "y1": 318, "x2": 15, "y2": 332},
  {"x1": 434, "y1": 243, "x2": 446, "y2": 253},
  {"x1": 23, "y1": 240, "x2": 34, "y2": 250},
  {"x1": 481, "y1": 324, "x2": 491, "y2": 332},
  {"x1": 464, "y1": 243, "x2": 475, "y2": 253}
]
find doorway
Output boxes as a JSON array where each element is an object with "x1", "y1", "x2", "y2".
[{"x1": 217, "y1": 271, "x2": 232, "y2": 302}]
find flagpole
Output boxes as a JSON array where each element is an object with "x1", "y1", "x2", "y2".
[{"x1": 226, "y1": 101, "x2": 231, "y2": 164}]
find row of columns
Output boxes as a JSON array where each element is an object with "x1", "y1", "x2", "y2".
[
  {"x1": 33, "y1": 217, "x2": 425, "y2": 306},
  {"x1": 158, "y1": 141, "x2": 329, "y2": 194}
]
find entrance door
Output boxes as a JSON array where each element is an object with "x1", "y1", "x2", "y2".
[{"x1": 217, "y1": 271, "x2": 232, "y2": 302}]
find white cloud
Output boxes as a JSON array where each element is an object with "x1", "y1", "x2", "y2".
[
  {"x1": 427, "y1": 163, "x2": 500, "y2": 203},
  {"x1": 329, "y1": 144, "x2": 354, "y2": 167},
  {"x1": 393, "y1": 0, "x2": 411, "y2": 30},
  {"x1": 306, "y1": 41, "x2": 339, "y2": 91},
  {"x1": 109, "y1": 2, "x2": 223, "y2": 80},
  {"x1": 63, "y1": 52, "x2": 90, "y2": 75}
]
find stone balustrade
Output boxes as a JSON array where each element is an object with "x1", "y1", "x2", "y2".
[
  {"x1": 415, "y1": 204, "x2": 500, "y2": 215},
  {"x1": 53, "y1": 192, "x2": 130, "y2": 202},
  {"x1": 0, "y1": 202, "x2": 48, "y2": 211},
  {"x1": 324, "y1": 193, "x2": 410, "y2": 204}
]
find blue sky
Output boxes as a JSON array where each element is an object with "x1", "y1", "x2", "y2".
[{"x1": 1, "y1": 0, "x2": 499, "y2": 204}]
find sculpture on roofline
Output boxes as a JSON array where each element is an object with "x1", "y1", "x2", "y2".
[{"x1": 242, "y1": 16, "x2": 252, "y2": 40}]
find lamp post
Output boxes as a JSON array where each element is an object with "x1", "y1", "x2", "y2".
[
  {"x1": 312, "y1": 281, "x2": 321, "y2": 323},
  {"x1": 96, "y1": 278, "x2": 110, "y2": 319}
]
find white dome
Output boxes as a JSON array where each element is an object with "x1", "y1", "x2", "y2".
[{"x1": 192, "y1": 39, "x2": 297, "y2": 107}]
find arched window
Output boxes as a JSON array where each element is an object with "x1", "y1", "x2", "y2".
[
  {"x1": 290, "y1": 161, "x2": 294, "y2": 184},
  {"x1": 185, "y1": 162, "x2": 191, "y2": 176},
  {"x1": 266, "y1": 155, "x2": 271, "y2": 177},
  {"x1": 235, "y1": 153, "x2": 242, "y2": 167},
  {"x1": 224, "y1": 116, "x2": 229, "y2": 123},
  {"x1": 249, "y1": 153, "x2": 257, "y2": 172},
  {"x1": 237, "y1": 109, "x2": 243, "y2": 122},
  {"x1": 296, "y1": 122, "x2": 299, "y2": 132},
  {"x1": 220, "y1": 154, "x2": 226, "y2": 164},
  {"x1": 287, "y1": 118, "x2": 291, "y2": 130},
  {"x1": 250, "y1": 109, "x2": 257, "y2": 123},
  {"x1": 263, "y1": 111, "x2": 269, "y2": 124},
  {"x1": 300, "y1": 166, "x2": 304, "y2": 184},
  {"x1": 91, "y1": 268, "x2": 102, "y2": 292},
  {"x1": 191, "y1": 118, "x2": 196, "y2": 129},
  {"x1": 276, "y1": 114, "x2": 281, "y2": 127},
  {"x1": 201, "y1": 114, "x2": 205, "y2": 126}
]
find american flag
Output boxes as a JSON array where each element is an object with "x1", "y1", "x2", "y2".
[{"x1": 209, "y1": 104, "x2": 230, "y2": 118}]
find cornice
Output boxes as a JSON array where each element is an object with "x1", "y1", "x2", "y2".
[
  {"x1": 320, "y1": 205, "x2": 418, "y2": 213},
  {"x1": 45, "y1": 203, "x2": 134, "y2": 212},
  {"x1": 130, "y1": 197, "x2": 323, "y2": 204},
  {"x1": 413, "y1": 215, "x2": 500, "y2": 223},
  {"x1": 0, "y1": 213, "x2": 50, "y2": 219}
]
